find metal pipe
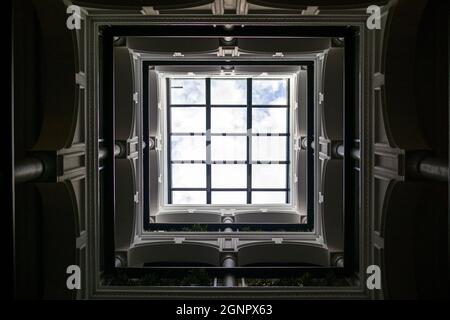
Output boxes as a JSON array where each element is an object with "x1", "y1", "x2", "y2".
[
  {"x1": 14, "y1": 157, "x2": 45, "y2": 184},
  {"x1": 335, "y1": 144, "x2": 360, "y2": 160},
  {"x1": 222, "y1": 216, "x2": 234, "y2": 233},
  {"x1": 336, "y1": 145, "x2": 448, "y2": 182},
  {"x1": 418, "y1": 158, "x2": 448, "y2": 182},
  {"x1": 99, "y1": 143, "x2": 123, "y2": 161},
  {"x1": 98, "y1": 147, "x2": 108, "y2": 161},
  {"x1": 333, "y1": 256, "x2": 344, "y2": 268},
  {"x1": 15, "y1": 143, "x2": 125, "y2": 184},
  {"x1": 222, "y1": 255, "x2": 237, "y2": 287}
]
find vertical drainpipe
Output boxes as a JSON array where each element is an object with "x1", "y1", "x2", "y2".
[
  {"x1": 222, "y1": 216, "x2": 237, "y2": 287},
  {"x1": 222, "y1": 254, "x2": 237, "y2": 287}
]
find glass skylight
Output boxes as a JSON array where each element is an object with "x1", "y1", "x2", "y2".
[
  {"x1": 211, "y1": 79, "x2": 247, "y2": 105},
  {"x1": 252, "y1": 79, "x2": 288, "y2": 105},
  {"x1": 168, "y1": 77, "x2": 290, "y2": 205},
  {"x1": 170, "y1": 79, "x2": 206, "y2": 105}
]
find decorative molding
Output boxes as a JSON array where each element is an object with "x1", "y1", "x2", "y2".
[
  {"x1": 373, "y1": 143, "x2": 405, "y2": 181},
  {"x1": 84, "y1": 11, "x2": 374, "y2": 299}
]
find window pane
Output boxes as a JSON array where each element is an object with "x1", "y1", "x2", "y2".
[
  {"x1": 211, "y1": 136, "x2": 246, "y2": 161},
  {"x1": 212, "y1": 164, "x2": 247, "y2": 188},
  {"x1": 170, "y1": 79, "x2": 206, "y2": 105},
  {"x1": 211, "y1": 107, "x2": 246, "y2": 133},
  {"x1": 211, "y1": 192, "x2": 247, "y2": 204},
  {"x1": 252, "y1": 79, "x2": 287, "y2": 105},
  {"x1": 252, "y1": 108, "x2": 287, "y2": 133},
  {"x1": 252, "y1": 192, "x2": 286, "y2": 204},
  {"x1": 171, "y1": 136, "x2": 206, "y2": 160},
  {"x1": 172, "y1": 191, "x2": 206, "y2": 204},
  {"x1": 252, "y1": 164, "x2": 286, "y2": 188},
  {"x1": 172, "y1": 164, "x2": 206, "y2": 188},
  {"x1": 252, "y1": 136, "x2": 287, "y2": 162},
  {"x1": 211, "y1": 79, "x2": 247, "y2": 105},
  {"x1": 171, "y1": 107, "x2": 205, "y2": 133}
]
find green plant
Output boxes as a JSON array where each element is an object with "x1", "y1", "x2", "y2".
[{"x1": 180, "y1": 269, "x2": 212, "y2": 286}]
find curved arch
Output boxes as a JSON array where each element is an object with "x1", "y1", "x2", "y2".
[
  {"x1": 71, "y1": 0, "x2": 213, "y2": 10},
  {"x1": 31, "y1": 0, "x2": 78, "y2": 150},
  {"x1": 36, "y1": 182, "x2": 78, "y2": 299},
  {"x1": 248, "y1": 0, "x2": 387, "y2": 10},
  {"x1": 238, "y1": 242, "x2": 329, "y2": 266},
  {"x1": 128, "y1": 243, "x2": 220, "y2": 266},
  {"x1": 321, "y1": 159, "x2": 343, "y2": 251},
  {"x1": 127, "y1": 38, "x2": 219, "y2": 54},
  {"x1": 115, "y1": 48, "x2": 135, "y2": 140},
  {"x1": 322, "y1": 48, "x2": 344, "y2": 140},
  {"x1": 234, "y1": 211, "x2": 300, "y2": 223},
  {"x1": 115, "y1": 159, "x2": 137, "y2": 250},
  {"x1": 382, "y1": 0, "x2": 429, "y2": 149},
  {"x1": 238, "y1": 38, "x2": 330, "y2": 54},
  {"x1": 155, "y1": 212, "x2": 221, "y2": 223}
]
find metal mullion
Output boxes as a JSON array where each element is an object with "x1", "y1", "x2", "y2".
[
  {"x1": 167, "y1": 78, "x2": 173, "y2": 204},
  {"x1": 171, "y1": 160, "x2": 206, "y2": 164},
  {"x1": 206, "y1": 78, "x2": 212, "y2": 204},
  {"x1": 252, "y1": 188, "x2": 290, "y2": 192},
  {"x1": 172, "y1": 188, "x2": 207, "y2": 191},
  {"x1": 286, "y1": 78, "x2": 291, "y2": 204},
  {"x1": 210, "y1": 188, "x2": 247, "y2": 192},
  {"x1": 210, "y1": 104, "x2": 247, "y2": 108},
  {"x1": 171, "y1": 132, "x2": 206, "y2": 136},
  {"x1": 247, "y1": 78, "x2": 252, "y2": 204},
  {"x1": 210, "y1": 132, "x2": 248, "y2": 136},
  {"x1": 251, "y1": 105, "x2": 289, "y2": 108},
  {"x1": 251, "y1": 133, "x2": 289, "y2": 136},
  {"x1": 250, "y1": 161, "x2": 289, "y2": 165},
  {"x1": 170, "y1": 104, "x2": 207, "y2": 108}
]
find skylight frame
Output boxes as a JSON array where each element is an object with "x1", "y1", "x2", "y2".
[{"x1": 163, "y1": 74, "x2": 296, "y2": 209}]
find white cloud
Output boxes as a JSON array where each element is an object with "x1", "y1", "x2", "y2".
[
  {"x1": 170, "y1": 79, "x2": 206, "y2": 105},
  {"x1": 211, "y1": 164, "x2": 247, "y2": 188},
  {"x1": 252, "y1": 79, "x2": 287, "y2": 105},
  {"x1": 252, "y1": 191, "x2": 286, "y2": 204},
  {"x1": 252, "y1": 164, "x2": 286, "y2": 188},
  {"x1": 211, "y1": 192, "x2": 247, "y2": 204},
  {"x1": 252, "y1": 136, "x2": 286, "y2": 162},
  {"x1": 211, "y1": 136, "x2": 247, "y2": 161},
  {"x1": 252, "y1": 108, "x2": 287, "y2": 133},
  {"x1": 211, "y1": 107, "x2": 246, "y2": 133},
  {"x1": 171, "y1": 136, "x2": 206, "y2": 160},
  {"x1": 211, "y1": 79, "x2": 247, "y2": 105},
  {"x1": 172, "y1": 164, "x2": 206, "y2": 188},
  {"x1": 172, "y1": 191, "x2": 206, "y2": 204},
  {"x1": 171, "y1": 107, "x2": 205, "y2": 132}
]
